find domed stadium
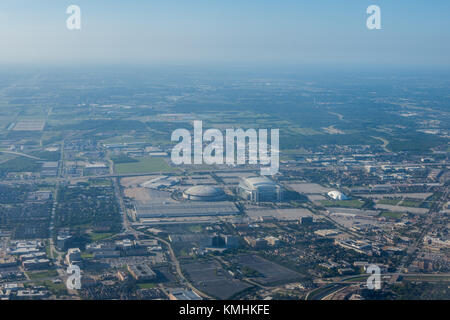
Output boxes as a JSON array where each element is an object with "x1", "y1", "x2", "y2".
[
  {"x1": 182, "y1": 185, "x2": 226, "y2": 201},
  {"x1": 237, "y1": 176, "x2": 283, "y2": 203},
  {"x1": 327, "y1": 190, "x2": 348, "y2": 200}
]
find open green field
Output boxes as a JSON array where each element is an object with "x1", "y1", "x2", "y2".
[
  {"x1": 115, "y1": 157, "x2": 176, "y2": 174},
  {"x1": 81, "y1": 253, "x2": 94, "y2": 259},
  {"x1": 88, "y1": 232, "x2": 115, "y2": 242},
  {"x1": 137, "y1": 283, "x2": 157, "y2": 289},
  {"x1": 0, "y1": 156, "x2": 41, "y2": 172},
  {"x1": 378, "y1": 198, "x2": 402, "y2": 206},
  {"x1": 288, "y1": 127, "x2": 323, "y2": 135},
  {"x1": 27, "y1": 269, "x2": 59, "y2": 280},
  {"x1": 100, "y1": 133, "x2": 170, "y2": 146},
  {"x1": 88, "y1": 178, "x2": 112, "y2": 187},
  {"x1": 400, "y1": 199, "x2": 423, "y2": 208},
  {"x1": 38, "y1": 280, "x2": 67, "y2": 296},
  {"x1": 187, "y1": 224, "x2": 203, "y2": 233},
  {"x1": 380, "y1": 211, "x2": 403, "y2": 219},
  {"x1": 320, "y1": 199, "x2": 365, "y2": 209}
]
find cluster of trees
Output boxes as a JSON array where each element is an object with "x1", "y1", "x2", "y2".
[
  {"x1": 0, "y1": 158, "x2": 41, "y2": 175},
  {"x1": 391, "y1": 282, "x2": 450, "y2": 300},
  {"x1": 0, "y1": 202, "x2": 52, "y2": 239},
  {"x1": 30, "y1": 150, "x2": 60, "y2": 161},
  {"x1": 55, "y1": 185, "x2": 121, "y2": 233},
  {"x1": 0, "y1": 185, "x2": 32, "y2": 203},
  {"x1": 0, "y1": 184, "x2": 52, "y2": 239}
]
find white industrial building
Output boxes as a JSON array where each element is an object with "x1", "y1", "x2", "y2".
[
  {"x1": 135, "y1": 201, "x2": 239, "y2": 219},
  {"x1": 141, "y1": 175, "x2": 180, "y2": 190},
  {"x1": 182, "y1": 185, "x2": 226, "y2": 201},
  {"x1": 327, "y1": 190, "x2": 348, "y2": 200}
]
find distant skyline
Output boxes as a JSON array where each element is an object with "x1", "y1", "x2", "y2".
[{"x1": 1, "y1": 0, "x2": 449, "y2": 67}]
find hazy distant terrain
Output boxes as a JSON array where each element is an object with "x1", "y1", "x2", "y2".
[{"x1": 0, "y1": 69, "x2": 448, "y2": 156}]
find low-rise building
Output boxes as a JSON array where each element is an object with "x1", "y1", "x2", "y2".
[
  {"x1": 314, "y1": 229, "x2": 340, "y2": 238},
  {"x1": 56, "y1": 232, "x2": 73, "y2": 251},
  {"x1": 22, "y1": 259, "x2": 50, "y2": 271},
  {"x1": 0, "y1": 257, "x2": 18, "y2": 268},
  {"x1": 65, "y1": 248, "x2": 82, "y2": 266},
  {"x1": 265, "y1": 236, "x2": 280, "y2": 246},
  {"x1": 127, "y1": 264, "x2": 156, "y2": 282},
  {"x1": 244, "y1": 236, "x2": 268, "y2": 249},
  {"x1": 169, "y1": 289, "x2": 202, "y2": 300}
]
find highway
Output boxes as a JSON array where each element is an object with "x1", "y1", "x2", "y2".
[
  {"x1": 112, "y1": 175, "x2": 213, "y2": 300},
  {"x1": 0, "y1": 150, "x2": 42, "y2": 160},
  {"x1": 306, "y1": 271, "x2": 450, "y2": 300},
  {"x1": 389, "y1": 185, "x2": 449, "y2": 284}
]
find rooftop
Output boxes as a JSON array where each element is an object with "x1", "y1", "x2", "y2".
[{"x1": 183, "y1": 185, "x2": 225, "y2": 198}]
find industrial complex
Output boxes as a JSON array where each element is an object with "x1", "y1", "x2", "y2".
[{"x1": 134, "y1": 202, "x2": 239, "y2": 219}]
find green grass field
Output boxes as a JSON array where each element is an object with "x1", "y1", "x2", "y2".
[
  {"x1": 88, "y1": 232, "x2": 115, "y2": 242},
  {"x1": 27, "y1": 269, "x2": 59, "y2": 280},
  {"x1": 380, "y1": 211, "x2": 403, "y2": 219},
  {"x1": 115, "y1": 157, "x2": 176, "y2": 174},
  {"x1": 320, "y1": 199, "x2": 365, "y2": 208},
  {"x1": 378, "y1": 198, "x2": 402, "y2": 206},
  {"x1": 38, "y1": 280, "x2": 67, "y2": 296},
  {"x1": 137, "y1": 283, "x2": 157, "y2": 289},
  {"x1": 400, "y1": 200, "x2": 423, "y2": 208},
  {"x1": 81, "y1": 253, "x2": 94, "y2": 259},
  {"x1": 187, "y1": 224, "x2": 202, "y2": 233}
]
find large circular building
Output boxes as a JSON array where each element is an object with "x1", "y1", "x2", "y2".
[{"x1": 182, "y1": 185, "x2": 226, "y2": 201}]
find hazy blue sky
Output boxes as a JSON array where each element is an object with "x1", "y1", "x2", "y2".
[{"x1": 1, "y1": 0, "x2": 449, "y2": 67}]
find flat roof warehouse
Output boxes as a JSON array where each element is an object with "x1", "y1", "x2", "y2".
[{"x1": 134, "y1": 202, "x2": 239, "y2": 219}]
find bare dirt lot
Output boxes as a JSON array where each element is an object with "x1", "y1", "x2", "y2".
[
  {"x1": 124, "y1": 187, "x2": 172, "y2": 202},
  {"x1": 120, "y1": 176, "x2": 157, "y2": 187}
]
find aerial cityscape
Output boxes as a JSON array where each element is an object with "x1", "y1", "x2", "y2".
[{"x1": 0, "y1": 1, "x2": 449, "y2": 304}]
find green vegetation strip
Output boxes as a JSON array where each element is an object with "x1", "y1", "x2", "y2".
[{"x1": 115, "y1": 157, "x2": 176, "y2": 174}]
